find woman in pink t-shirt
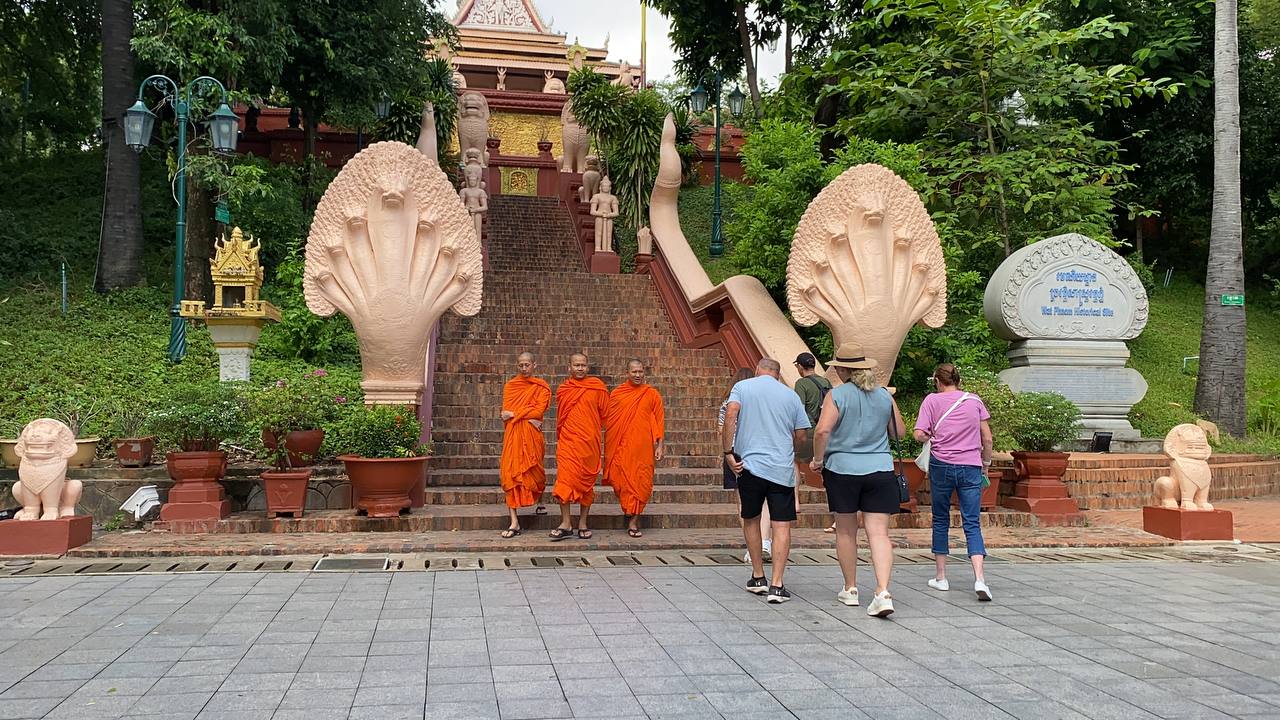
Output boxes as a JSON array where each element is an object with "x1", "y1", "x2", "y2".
[{"x1": 913, "y1": 364, "x2": 995, "y2": 601}]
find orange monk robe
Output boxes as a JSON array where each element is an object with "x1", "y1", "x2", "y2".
[
  {"x1": 499, "y1": 376, "x2": 551, "y2": 509},
  {"x1": 604, "y1": 383, "x2": 665, "y2": 516},
  {"x1": 554, "y1": 377, "x2": 609, "y2": 506}
]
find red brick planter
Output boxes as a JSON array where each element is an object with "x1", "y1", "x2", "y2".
[
  {"x1": 1005, "y1": 451, "x2": 1081, "y2": 519},
  {"x1": 341, "y1": 455, "x2": 428, "y2": 518},
  {"x1": 159, "y1": 450, "x2": 230, "y2": 521}
]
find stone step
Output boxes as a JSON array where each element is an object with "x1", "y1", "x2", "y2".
[
  {"x1": 419, "y1": 484, "x2": 829, "y2": 505},
  {"x1": 151, "y1": 504, "x2": 1060, "y2": 534},
  {"x1": 428, "y1": 453, "x2": 720, "y2": 470},
  {"x1": 429, "y1": 467, "x2": 719, "y2": 487},
  {"x1": 431, "y1": 429, "x2": 722, "y2": 445}
]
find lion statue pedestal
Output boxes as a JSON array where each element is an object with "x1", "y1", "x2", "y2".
[
  {"x1": 0, "y1": 418, "x2": 93, "y2": 556},
  {"x1": 1141, "y1": 423, "x2": 1234, "y2": 541}
]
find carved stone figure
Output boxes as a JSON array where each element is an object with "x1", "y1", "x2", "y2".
[
  {"x1": 578, "y1": 155, "x2": 602, "y2": 202},
  {"x1": 542, "y1": 70, "x2": 565, "y2": 94},
  {"x1": 416, "y1": 101, "x2": 437, "y2": 162},
  {"x1": 12, "y1": 419, "x2": 81, "y2": 521},
  {"x1": 459, "y1": 165, "x2": 489, "y2": 241},
  {"x1": 496, "y1": 67, "x2": 507, "y2": 91},
  {"x1": 452, "y1": 67, "x2": 467, "y2": 90},
  {"x1": 1154, "y1": 424, "x2": 1215, "y2": 511},
  {"x1": 787, "y1": 167, "x2": 947, "y2": 383},
  {"x1": 560, "y1": 102, "x2": 589, "y2": 173},
  {"x1": 567, "y1": 40, "x2": 588, "y2": 70},
  {"x1": 590, "y1": 177, "x2": 619, "y2": 253},
  {"x1": 614, "y1": 61, "x2": 637, "y2": 89},
  {"x1": 457, "y1": 91, "x2": 491, "y2": 167},
  {"x1": 636, "y1": 226, "x2": 654, "y2": 256},
  {"x1": 304, "y1": 142, "x2": 484, "y2": 405},
  {"x1": 462, "y1": 147, "x2": 484, "y2": 170}
]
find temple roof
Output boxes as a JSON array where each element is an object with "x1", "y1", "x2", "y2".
[{"x1": 453, "y1": 0, "x2": 550, "y2": 34}]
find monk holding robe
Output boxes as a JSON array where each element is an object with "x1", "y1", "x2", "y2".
[
  {"x1": 550, "y1": 353, "x2": 609, "y2": 541},
  {"x1": 605, "y1": 359, "x2": 665, "y2": 537},
  {"x1": 499, "y1": 352, "x2": 551, "y2": 538}
]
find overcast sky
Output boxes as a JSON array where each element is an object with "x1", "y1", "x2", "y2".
[{"x1": 455, "y1": 0, "x2": 787, "y2": 87}]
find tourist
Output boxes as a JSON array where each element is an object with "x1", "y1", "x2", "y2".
[
  {"x1": 604, "y1": 359, "x2": 665, "y2": 538},
  {"x1": 722, "y1": 358, "x2": 810, "y2": 603},
  {"x1": 550, "y1": 353, "x2": 609, "y2": 541},
  {"x1": 792, "y1": 352, "x2": 834, "y2": 533},
  {"x1": 809, "y1": 343, "x2": 906, "y2": 618},
  {"x1": 498, "y1": 352, "x2": 551, "y2": 538},
  {"x1": 717, "y1": 369, "x2": 764, "y2": 562},
  {"x1": 915, "y1": 363, "x2": 994, "y2": 601}
]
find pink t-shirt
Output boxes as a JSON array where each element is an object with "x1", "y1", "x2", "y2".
[{"x1": 914, "y1": 391, "x2": 990, "y2": 467}]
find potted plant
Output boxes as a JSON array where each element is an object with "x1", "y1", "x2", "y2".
[
  {"x1": 249, "y1": 370, "x2": 341, "y2": 518},
  {"x1": 148, "y1": 381, "x2": 245, "y2": 521},
  {"x1": 1005, "y1": 391, "x2": 1083, "y2": 516},
  {"x1": 48, "y1": 397, "x2": 105, "y2": 468},
  {"x1": 536, "y1": 127, "x2": 553, "y2": 155},
  {"x1": 112, "y1": 401, "x2": 155, "y2": 467},
  {"x1": 333, "y1": 403, "x2": 431, "y2": 518},
  {"x1": 0, "y1": 418, "x2": 21, "y2": 468}
]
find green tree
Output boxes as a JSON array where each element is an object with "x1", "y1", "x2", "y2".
[{"x1": 1195, "y1": 0, "x2": 1247, "y2": 435}]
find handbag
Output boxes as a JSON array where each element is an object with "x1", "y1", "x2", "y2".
[
  {"x1": 888, "y1": 422, "x2": 910, "y2": 505},
  {"x1": 914, "y1": 392, "x2": 970, "y2": 473}
]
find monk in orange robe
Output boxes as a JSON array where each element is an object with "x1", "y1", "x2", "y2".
[
  {"x1": 499, "y1": 352, "x2": 551, "y2": 538},
  {"x1": 605, "y1": 359, "x2": 665, "y2": 537},
  {"x1": 551, "y1": 353, "x2": 608, "y2": 541}
]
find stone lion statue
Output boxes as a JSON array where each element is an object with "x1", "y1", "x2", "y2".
[
  {"x1": 1154, "y1": 423, "x2": 1214, "y2": 511},
  {"x1": 457, "y1": 91, "x2": 491, "y2": 167},
  {"x1": 12, "y1": 418, "x2": 82, "y2": 521},
  {"x1": 560, "y1": 102, "x2": 589, "y2": 174}
]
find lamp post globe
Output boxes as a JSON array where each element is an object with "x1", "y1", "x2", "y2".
[
  {"x1": 123, "y1": 100, "x2": 156, "y2": 153},
  {"x1": 727, "y1": 86, "x2": 746, "y2": 117},
  {"x1": 207, "y1": 103, "x2": 240, "y2": 154},
  {"x1": 689, "y1": 84, "x2": 708, "y2": 114}
]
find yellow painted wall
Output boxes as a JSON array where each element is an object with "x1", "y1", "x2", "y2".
[{"x1": 447, "y1": 111, "x2": 563, "y2": 158}]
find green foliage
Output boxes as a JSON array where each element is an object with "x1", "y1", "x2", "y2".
[
  {"x1": 956, "y1": 367, "x2": 1017, "y2": 452},
  {"x1": 257, "y1": 243, "x2": 360, "y2": 365},
  {"x1": 372, "y1": 57, "x2": 460, "y2": 168},
  {"x1": 44, "y1": 395, "x2": 109, "y2": 438},
  {"x1": 228, "y1": 157, "x2": 332, "y2": 274},
  {"x1": 330, "y1": 403, "x2": 430, "y2": 459},
  {"x1": 1008, "y1": 392, "x2": 1082, "y2": 452},
  {"x1": 246, "y1": 369, "x2": 344, "y2": 435},
  {"x1": 102, "y1": 511, "x2": 131, "y2": 532},
  {"x1": 147, "y1": 379, "x2": 246, "y2": 451},
  {"x1": 1127, "y1": 253, "x2": 1158, "y2": 295},
  {"x1": 1254, "y1": 381, "x2": 1280, "y2": 437}
]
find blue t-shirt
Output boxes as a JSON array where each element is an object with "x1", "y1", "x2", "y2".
[
  {"x1": 728, "y1": 375, "x2": 811, "y2": 486},
  {"x1": 824, "y1": 385, "x2": 893, "y2": 476}
]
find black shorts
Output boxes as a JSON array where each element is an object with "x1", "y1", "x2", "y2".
[
  {"x1": 722, "y1": 460, "x2": 738, "y2": 489},
  {"x1": 737, "y1": 469, "x2": 797, "y2": 522},
  {"x1": 823, "y1": 469, "x2": 900, "y2": 514}
]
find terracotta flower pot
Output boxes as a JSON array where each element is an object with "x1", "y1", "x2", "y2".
[
  {"x1": 340, "y1": 455, "x2": 427, "y2": 518},
  {"x1": 261, "y1": 469, "x2": 311, "y2": 518},
  {"x1": 160, "y1": 450, "x2": 231, "y2": 522},
  {"x1": 1005, "y1": 450, "x2": 1080, "y2": 517},
  {"x1": 536, "y1": 140, "x2": 553, "y2": 154},
  {"x1": 894, "y1": 459, "x2": 925, "y2": 512},
  {"x1": 114, "y1": 437, "x2": 156, "y2": 467},
  {"x1": 1011, "y1": 450, "x2": 1070, "y2": 482},
  {"x1": 70, "y1": 438, "x2": 100, "y2": 468},
  {"x1": 262, "y1": 429, "x2": 326, "y2": 468},
  {"x1": 0, "y1": 439, "x2": 18, "y2": 469},
  {"x1": 166, "y1": 450, "x2": 228, "y2": 483}
]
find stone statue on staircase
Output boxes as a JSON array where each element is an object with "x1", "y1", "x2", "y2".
[
  {"x1": 460, "y1": 165, "x2": 489, "y2": 242},
  {"x1": 578, "y1": 155, "x2": 602, "y2": 203},
  {"x1": 560, "y1": 102, "x2": 589, "y2": 173},
  {"x1": 590, "y1": 177, "x2": 619, "y2": 253},
  {"x1": 416, "y1": 101, "x2": 437, "y2": 162},
  {"x1": 457, "y1": 91, "x2": 491, "y2": 167}
]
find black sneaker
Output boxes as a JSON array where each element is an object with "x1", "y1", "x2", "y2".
[
  {"x1": 745, "y1": 576, "x2": 769, "y2": 594},
  {"x1": 766, "y1": 585, "x2": 791, "y2": 604}
]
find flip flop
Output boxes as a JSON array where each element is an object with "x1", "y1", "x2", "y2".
[
  {"x1": 548, "y1": 527, "x2": 574, "y2": 541},
  {"x1": 628, "y1": 528, "x2": 643, "y2": 538},
  {"x1": 535, "y1": 505, "x2": 547, "y2": 515},
  {"x1": 500, "y1": 527, "x2": 521, "y2": 538},
  {"x1": 576, "y1": 529, "x2": 593, "y2": 540}
]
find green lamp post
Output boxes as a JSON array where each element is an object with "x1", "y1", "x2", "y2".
[
  {"x1": 689, "y1": 76, "x2": 746, "y2": 258},
  {"x1": 122, "y1": 75, "x2": 239, "y2": 364}
]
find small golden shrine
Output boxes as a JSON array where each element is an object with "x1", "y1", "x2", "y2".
[{"x1": 181, "y1": 227, "x2": 280, "y2": 382}]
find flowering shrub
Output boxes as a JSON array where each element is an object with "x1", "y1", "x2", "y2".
[
  {"x1": 1008, "y1": 392, "x2": 1082, "y2": 453},
  {"x1": 147, "y1": 381, "x2": 246, "y2": 452},
  {"x1": 248, "y1": 369, "x2": 343, "y2": 435},
  {"x1": 331, "y1": 403, "x2": 431, "y2": 459}
]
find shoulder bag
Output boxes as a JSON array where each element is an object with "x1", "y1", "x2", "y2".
[{"x1": 914, "y1": 392, "x2": 970, "y2": 473}]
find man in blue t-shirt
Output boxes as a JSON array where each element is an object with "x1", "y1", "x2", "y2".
[{"x1": 722, "y1": 357, "x2": 811, "y2": 604}]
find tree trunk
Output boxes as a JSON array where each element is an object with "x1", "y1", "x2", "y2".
[
  {"x1": 1194, "y1": 0, "x2": 1247, "y2": 437},
  {"x1": 95, "y1": 0, "x2": 145, "y2": 292},
  {"x1": 184, "y1": 177, "x2": 214, "y2": 303},
  {"x1": 784, "y1": 21, "x2": 792, "y2": 74},
  {"x1": 734, "y1": 2, "x2": 761, "y2": 113}
]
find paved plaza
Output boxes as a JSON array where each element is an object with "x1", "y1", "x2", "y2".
[{"x1": 1, "y1": 557, "x2": 1278, "y2": 720}]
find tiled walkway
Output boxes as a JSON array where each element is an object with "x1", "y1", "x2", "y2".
[{"x1": 1, "y1": 559, "x2": 1278, "y2": 719}]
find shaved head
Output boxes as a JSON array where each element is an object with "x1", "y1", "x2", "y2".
[
  {"x1": 518, "y1": 351, "x2": 534, "y2": 362},
  {"x1": 627, "y1": 359, "x2": 644, "y2": 371},
  {"x1": 516, "y1": 352, "x2": 536, "y2": 378},
  {"x1": 570, "y1": 353, "x2": 588, "y2": 364},
  {"x1": 626, "y1": 359, "x2": 646, "y2": 386},
  {"x1": 569, "y1": 353, "x2": 589, "y2": 380}
]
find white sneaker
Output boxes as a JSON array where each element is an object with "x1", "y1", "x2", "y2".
[
  {"x1": 762, "y1": 538, "x2": 773, "y2": 558},
  {"x1": 743, "y1": 545, "x2": 772, "y2": 565},
  {"x1": 928, "y1": 577, "x2": 950, "y2": 592},
  {"x1": 975, "y1": 580, "x2": 993, "y2": 601},
  {"x1": 867, "y1": 591, "x2": 894, "y2": 618},
  {"x1": 837, "y1": 587, "x2": 859, "y2": 606}
]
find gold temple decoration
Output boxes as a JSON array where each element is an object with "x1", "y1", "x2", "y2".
[
  {"x1": 181, "y1": 227, "x2": 280, "y2": 321},
  {"x1": 447, "y1": 111, "x2": 563, "y2": 158},
  {"x1": 500, "y1": 167, "x2": 539, "y2": 196}
]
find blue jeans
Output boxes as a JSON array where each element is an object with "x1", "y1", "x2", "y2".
[{"x1": 929, "y1": 458, "x2": 987, "y2": 557}]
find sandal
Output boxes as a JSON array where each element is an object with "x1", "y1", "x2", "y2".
[
  {"x1": 628, "y1": 528, "x2": 643, "y2": 538},
  {"x1": 576, "y1": 529, "x2": 592, "y2": 540},
  {"x1": 548, "y1": 527, "x2": 574, "y2": 541},
  {"x1": 500, "y1": 527, "x2": 521, "y2": 538},
  {"x1": 535, "y1": 505, "x2": 547, "y2": 515}
]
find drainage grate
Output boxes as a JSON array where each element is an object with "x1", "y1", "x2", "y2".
[{"x1": 313, "y1": 557, "x2": 389, "y2": 572}]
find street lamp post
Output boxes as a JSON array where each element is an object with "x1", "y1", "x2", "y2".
[
  {"x1": 690, "y1": 75, "x2": 745, "y2": 258},
  {"x1": 122, "y1": 75, "x2": 239, "y2": 364}
]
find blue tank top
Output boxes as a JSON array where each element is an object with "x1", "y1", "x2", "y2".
[{"x1": 824, "y1": 384, "x2": 893, "y2": 475}]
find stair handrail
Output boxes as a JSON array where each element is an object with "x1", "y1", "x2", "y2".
[{"x1": 648, "y1": 113, "x2": 821, "y2": 385}]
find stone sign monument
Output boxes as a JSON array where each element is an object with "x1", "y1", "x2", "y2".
[{"x1": 984, "y1": 233, "x2": 1149, "y2": 439}]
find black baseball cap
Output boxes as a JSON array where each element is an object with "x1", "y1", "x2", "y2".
[{"x1": 794, "y1": 353, "x2": 817, "y2": 369}]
